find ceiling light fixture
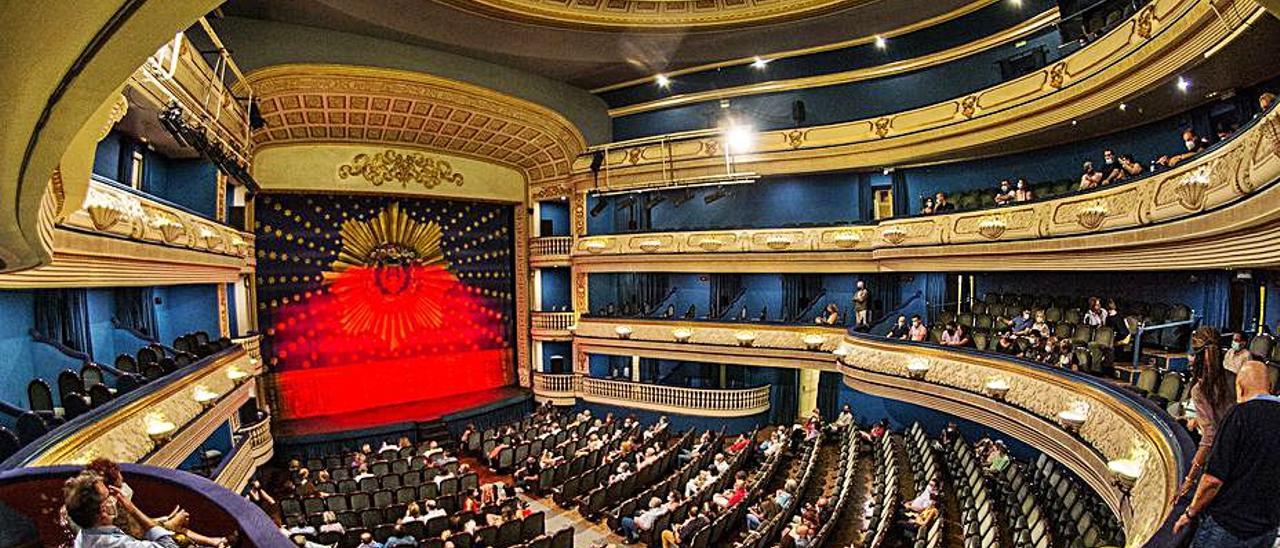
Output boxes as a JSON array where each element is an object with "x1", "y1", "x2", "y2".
[
  {"x1": 1010, "y1": 0, "x2": 1022, "y2": 7},
  {"x1": 655, "y1": 74, "x2": 671, "y2": 88},
  {"x1": 874, "y1": 35, "x2": 887, "y2": 50},
  {"x1": 725, "y1": 124, "x2": 755, "y2": 153},
  {"x1": 1176, "y1": 76, "x2": 1190, "y2": 92},
  {"x1": 751, "y1": 56, "x2": 770, "y2": 70},
  {"x1": 1118, "y1": 103, "x2": 1128, "y2": 112}
]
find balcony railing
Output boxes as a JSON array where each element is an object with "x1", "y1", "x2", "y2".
[
  {"x1": 215, "y1": 415, "x2": 273, "y2": 492},
  {"x1": 531, "y1": 236, "x2": 573, "y2": 262},
  {"x1": 531, "y1": 372, "x2": 770, "y2": 417},
  {"x1": 532, "y1": 311, "x2": 576, "y2": 335}
]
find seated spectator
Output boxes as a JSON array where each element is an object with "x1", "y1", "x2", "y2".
[
  {"x1": 1004, "y1": 308, "x2": 1034, "y2": 336},
  {"x1": 900, "y1": 504, "x2": 939, "y2": 539},
  {"x1": 995, "y1": 335, "x2": 1021, "y2": 356},
  {"x1": 1079, "y1": 161, "x2": 1104, "y2": 190},
  {"x1": 776, "y1": 479, "x2": 797, "y2": 508},
  {"x1": 1013, "y1": 179, "x2": 1035, "y2": 202},
  {"x1": 904, "y1": 480, "x2": 938, "y2": 513},
  {"x1": 1083, "y1": 297, "x2": 1107, "y2": 326},
  {"x1": 64, "y1": 470, "x2": 187, "y2": 548},
  {"x1": 620, "y1": 497, "x2": 667, "y2": 543},
  {"x1": 245, "y1": 479, "x2": 280, "y2": 526},
  {"x1": 712, "y1": 453, "x2": 730, "y2": 475},
  {"x1": 886, "y1": 315, "x2": 910, "y2": 339},
  {"x1": 1156, "y1": 128, "x2": 1208, "y2": 169},
  {"x1": 1113, "y1": 153, "x2": 1145, "y2": 182},
  {"x1": 814, "y1": 303, "x2": 840, "y2": 325},
  {"x1": 829, "y1": 404, "x2": 855, "y2": 435},
  {"x1": 352, "y1": 465, "x2": 374, "y2": 483},
  {"x1": 994, "y1": 180, "x2": 1016, "y2": 205},
  {"x1": 860, "y1": 419, "x2": 890, "y2": 442},
  {"x1": 83, "y1": 458, "x2": 230, "y2": 547},
  {"x1": 728, "y1": 434, "x2": 751, "y2": 454},
  {"x1": 908, "y1": 315, "x2": 928, "y2": 341},
  {"x1": 1029, "y1": 311, "x2": 1050, "y2": 338},
  {"x1": 940, "y1": 322, "x2": 970, "y2": 347},
  {"x1": 920, "y1": 197, "x2": 935, "y2": 215},
  {"x1": 1259, "y1": 91, "x2": 1276, "y2": 113},
  {"x1": 1055, "y1": 340, "x2": 1079, "y2": 371},
  {"x1": 1224, "y1": 332, "x2": 1252, "y2": 374},
  {"x1": 932, "y1": 192, "x2": 956, "y2": 213},
  {"x1": 384, "y1": 524, "x2": 415, "y2": 548},
  {"x1": 320, "y1": 511, "x2": 345, "y2": 534},
  {"x1": 356, "y1": 532, "x2": 382, "y2": 548},
  {"x1": 985, "y1": 441, "x2": 1012, "y2": 475}
]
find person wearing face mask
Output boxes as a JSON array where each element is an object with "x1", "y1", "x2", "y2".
[
  {"x1": 886, "y1": 315, "x2": 910, "y2": 339},
  {"x1": 1079, "y1": 161, "x2": 1104, "y2": 190},
  {"x1": 1223, "y1": 332, "x2": 1253, "y2": 375},
  {"x1": 1174, "y1": 327, "x2": 1237, "y2": 501},
  {"x1": 940, "y1": 321, "x2": 970, "y2": 347},
  {"x1": 1013, "y1": 179, "x2": 1035, "y2": 202},
  {"x1": 64, "y1": 471, "x2": 186, "y2": 548},
  {"x1": 993, "y1": 179, "x2": 1015, "y2": 205},
  {"x1": 1157, "y1": 128, "x2": 1208, "y2": 169},
  {"x1": 79, "y1": 459, "x2": 231, "y2": 547},
  {"x1": 1005, "y1": 308, "x2": 1034, "y2": 336}
]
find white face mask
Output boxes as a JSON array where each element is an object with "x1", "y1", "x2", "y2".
[{"x1": 1185, "y1": 140, "x2": 1198, "y2": 151}]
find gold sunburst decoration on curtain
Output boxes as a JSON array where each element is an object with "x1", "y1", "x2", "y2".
[{"x1": 324, "y1": 202, "x2": 454, "y2": 348}]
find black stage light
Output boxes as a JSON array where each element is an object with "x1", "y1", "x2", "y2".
[
  {"x1": 704, "y1": 186, "x2": 731, "y2": 204},
  {"x1": 671, "y1": 189, "x2": 695, "y2": 207},
  {"x1": 615, "y1": 195, "x2": 638, "y2": 210},
  {"x1": 589, "y1": 197, "x2": 609, "y2": 217}
]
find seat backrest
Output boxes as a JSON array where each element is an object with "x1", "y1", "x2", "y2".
[
  {"x1": 1156, "y1": 373, "x2": 1183, "y2": 402},
  {"x1": 114, "y1": 354, "x2": 137, "y2": 373},
  {"x1": 89, "y1": 383, "x2": 113, "y2": 407},
  {"x1": 1136, "y1": 368, "x2": 1159, "y2": 392},
  {"x1": 57, "y1": 370, "x2": 83, "y2": 403},
  {"x1": 80, "y1": 364, "x2": 104, "y2": 390},
  {"x1": 27, "y1": 379, "x2": 54, "y2": 412}
]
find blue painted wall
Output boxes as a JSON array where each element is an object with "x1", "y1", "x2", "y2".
[
  {"x1": 154, "y1": 285, "x2": 220, "y2": 345},
  {"x1": 612, "y1": 27, "x2": 1063, "y2": 139},
  {"x1": 587, "y1": 353, "x2": 632, "y2": 379},
  {"x1": 538, "y1": 201, "x2": 571, "y2": 237},
  {"x1": 93, "y1": 133, "x2": 126, "y2": 181},
  {"x1": 540, "y1": 268, "x2": 572, "y2": 311},
  {"x1": 600, "y1": 0, "x2": 1059, "y2": 108},
  {"x1": 93, "y1": 131, "x2": 221, "y2": 221},
  {"x1": 0, "y1": 292, "x2": 36, "y2": 412},
  {"x1": 540, "y1": 341, "x2": 572, "y2": 373},
  {"x1": 587, "y1": 172, "x2": 861, "y2": 235}
]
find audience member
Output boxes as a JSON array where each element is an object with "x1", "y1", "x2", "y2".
[
  {"x1": 908, "y1": 315, "x2": 928, "y2": 342},
  {"x1": 1223, "y1": 332, "x2": 1252, "y2": 375},
  {"x1": 940, "y1": 322, "x2": 970, "y2": 347},
  {"x1": 932, "y1": 192, "x2": 956, "y2": 213},
  {"x1": 886, "y1": 315, "x2": 910, "y2": 339},
  {"x1": 1157, "y1": 128, "x2": 1208, "y2": 169},
  {"x1": 994, "y1": 180, "x2": 1016, "y2": 205},
  {"x1": 1079, "y1": 161, "x2": 1104, "y2": 190},
  {"x1": 64, "y1": 471, "x2": 185, "y2": 548},
  {"x1": 814, "y1": 303, "x2": 840, "y2": 326},
  {"x1": 1176, "y1": 327, "x2": 1237, "y2": 500},
  {"x1": 1174, "y1": 361, "x2": 1280, "y2": 546},
  {"x1": 853, "y1": 280, "x2": 870, "y2": 328},
  {"x1": 1013, "y1": 179, "x2": 1035, "y2": 202}
]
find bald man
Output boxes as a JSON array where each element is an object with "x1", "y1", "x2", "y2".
[{"x1": 1174, "y1": 361, "x2": 1280, "y2": 547}]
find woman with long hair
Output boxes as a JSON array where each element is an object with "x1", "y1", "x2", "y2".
[{"x1": 1176, "y1": 326, "x2": 1235, "y2": 500}]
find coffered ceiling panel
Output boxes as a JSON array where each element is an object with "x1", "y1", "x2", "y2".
[{"x1": 246, "y1": 64, "x2": 588, "y2": 183}]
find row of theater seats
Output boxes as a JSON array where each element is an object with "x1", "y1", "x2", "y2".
[
  {"x1": 0, "y1": 331, "x2": 228, "y2": 462},
  {"x1": 974, "y1": 292, "x2": 1192, "y2": 350},
  {"x1": 578, "y1": 430, "x2": 688, "y2": 521},
  {"x1": 863, "y1": 432, "x2": 903, "y2": 548},
  {"x1": 467, "y1": 418, "x2": 603, "y2": 473},
  {"x1": 1027, "y1": 454, "x2": 1123, "y2": 547},
  {"x1": 736, "y1": 432, "x2": 822, "y2": 548},
  {"x1": 686, "y1": 429, "x2": 790, "y2": 548},
  {"x1": 527, "y1": 424, "x2": 637, "y2": 498},
  {"x1": 802, "y1": 430, "x2": 861, "y2": 547},
  {"x1": 902, "y1": 425, "x2": 946, "y2": 548},
  {"x1": 940, "y1": 432, "x2": 1024, "y2": 548}
]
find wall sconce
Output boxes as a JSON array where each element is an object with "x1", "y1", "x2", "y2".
[
  {"x1": 615, "y1": 325, "x2": 633, "y2": 339},
  {"x1": 764, "y1": 235, "x2": 792, "y2": 250},
  {"x1": 637, "y1": 239, "x2": 662, "y2": 252},
  {"x1": 583, "y1": 239, "x2": 608, "y2": 254},
  {"x1": 672, "y1": 327, "x2": 693, "y2": 343},
  {"x1": 801, "y1": 334, "x2": 826, "y2": 350},
  {"x1": 1107, "y1": 445, "x2": 1148, "y2": 495},
  {"x1": 832, "y1": 231, "x2": 861, "y2": 248},
  {"x1": 735, "y1": 331, "x2": 757, "y2": 347},
  {"x1": 192, "y1": 385, "x2": 220, "y2": 409},
  {"x1": 984, "y1": 378, "x2": 1010, "y2": 400},
  {"x1": 907, "y1": 358, "x2": 931, "y2": 380},
  {"x1": 832, "y1": 345, "x2": 850, "y2": 363},
  {"x1": 144, "y1": 413, "x2": 177, "y2": 444},
  {"x1": 1057, "y1": 401, "x2": 1090, "y2": 433},
  {"x1": 226, "y1": 366, "x2": 249, "y2": 385}
]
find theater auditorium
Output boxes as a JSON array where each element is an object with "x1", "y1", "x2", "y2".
[{"x1": 1, "y1": 0, "x2": 1279, "y2": 546}]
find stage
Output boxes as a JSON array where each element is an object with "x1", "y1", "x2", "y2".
[{"x1": 273, "y1": 386, "x2": 530, "y2": 441}]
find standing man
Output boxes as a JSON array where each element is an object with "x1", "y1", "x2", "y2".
[
  {"x1": 1174, "y1": 361, "x2": 1280, "y2": 547},
  {"x1": 853, "y1": 280, "x2": 870, "y2": 330}
]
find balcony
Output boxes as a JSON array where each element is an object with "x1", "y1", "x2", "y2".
[
  {"x1": 531, "y1": 311, "x2": 576, "y2": 339},
  {"x1": 834, "y1": 332, "x2": 1192, "y2": 547},
  {"x1": 573, "y1": 316, "x2": 844, "y2": 370},
  {"x1": 571, "y1": 103, "x2": 1280, "y2": 272},
  {"x1": 214, "y1": 415, "x2": 274, "y2": 492},
  {"x1": 530, "y1": 236, "x2": 573, "y2": 266},
  {"x1": 532, "y1": 372, "x2": 771, "y2": 417},
  {"x1": 2, "y1": 344, "x2": 261, "y2": 470},
  {"x1": 0, "y1": 176, "x2": 256, "y2": 288}
]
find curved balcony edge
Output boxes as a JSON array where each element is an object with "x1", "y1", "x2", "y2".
[
  {"x1": 837, "y1": 331, "x2": 1193, "y2": 548},
  {"x1": 532, "y1": 372, "x2": 772, "y2": 417},
  {"x1": 571, "y1": 105, "x2": 1280, "y2": 271},
  {"x1": 0, "y1": 464, "x2": 291, "y2": 547},
  {"x1": 1, "y1": 344, "x2": 259, "y2": 471}
]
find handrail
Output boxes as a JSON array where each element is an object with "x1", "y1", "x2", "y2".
[
  {"x1": 1131, "y1": 314, "x2": 1201, "y2": 366},
  {"x1": 530, "y1": 236, "x2": 573, "y2": 256},
  {"x1": 531, "y1": 311, "x2": 576, "y2": 332},
  {"x1": 532, "y1": 372, "x2": 772, "y2": 416},
  {"x1": 865, "y1": 290, "x2": 925, "y2": 333},
  {"x1": 793, "y1": 289, "x2": 828, "y2": 324}
]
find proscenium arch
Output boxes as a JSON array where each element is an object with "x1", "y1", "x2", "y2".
[{"x1": 0, "y1": 1, "x2": 222, "y2": 273}]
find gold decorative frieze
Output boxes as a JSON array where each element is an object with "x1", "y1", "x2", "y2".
[
  {"x1": 1076, "y1": 201, "x2": 1110, "y2": 230},
  {"x1": 338, "y1": 149, "x2": 465, "y2": 189},
  {"x1": 880, "y1": 225, "x2": 908, "y2": 245},
  {"x1": 976, "y1": 216, "x2": 1008, "y2": 239}
]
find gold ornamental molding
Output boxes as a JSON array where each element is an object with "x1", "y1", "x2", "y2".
[
  {"x1": 436, "y1": 0, "x2": 870, "y2": 31},
  {"x1": 574, "y1": 317, "x2": 844, "y2": 371},
  {"x1": 607, "y1": 8, "x2": 1060, "y2": 117},
  {"x1": 570, "y1": 104, "x2": 1280, "y2": 272},
  {"x1": 571, "y1": 0, "x2": 1263, "y2": 186},
  {"x1": 338, "y1": 149, "x2": 466, "y2": 189},
  {"x1": 836, "y1": 335, "x2": 1186, "y2": 546},
  {"x1": 244, "y1": 64, "x2": 588, "y2": 184}
]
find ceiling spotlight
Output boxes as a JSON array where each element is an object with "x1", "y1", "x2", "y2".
[
  {"x1": 655, "y1": 74, "x2": 671, "y2": 88},
  {"x1": 751, "y1": 56, "x2": 770, "y2": 70},
  {"x1": 1176, "y1": 76, "x2": 1190, "y2": 92},
  {"x1": 1009, "y1": 0, "x2": 1022, "y2": 6},
  {"x1": 671, "y1": 189, "x2": 696, "y2": 207},
  {"x1": 725, "y1": 124, "x2": 755, "y2": 153},
  {"x1": 874, "y1": 35, "x2": 887, "y2": 50},
  {"x1": 1071, "y1": 119, "x2": 1078, "y2": 126},
  {"x1": 615, "y1": 195, "x2": 638, "y2": 210},
  {"x1": 1118, "y1": 103, "x2": 1128, "y2": 112},
  {"x1": 704, "y1": 186, "x2": 731, "y2": 205}
]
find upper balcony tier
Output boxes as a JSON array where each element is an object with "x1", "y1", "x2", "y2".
[
  {"x1": 0, "y1": 175, "x2": 255, "y2": 288},
  {"x1": 571, "y1": 103, "x2": 1280, "y2": 272},
  {"x1": 567, "y1": 0, "x2": 1268, "y2": 188}
]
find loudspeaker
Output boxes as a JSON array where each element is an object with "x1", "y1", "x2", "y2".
[{"x1": 791, "y1": 100, "x2": 807, "y2": 126}]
